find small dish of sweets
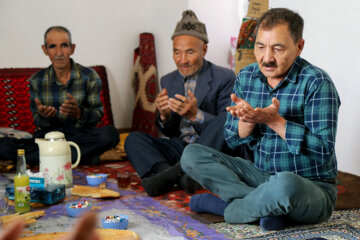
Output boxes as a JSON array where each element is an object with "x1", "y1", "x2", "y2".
[
  {"x1": 86, "y1": 174, "x2": 108, "y2": 186},
  {"x1": 102, "y1": 215, "x2": 129, "y2": 229},
  {"x1": 66, "y1": 199, "x2": 92, "y2": 217}
]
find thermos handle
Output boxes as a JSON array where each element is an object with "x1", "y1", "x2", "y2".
[{"x1": 68, "y1": 141, "x2": 81, "y2": 168}]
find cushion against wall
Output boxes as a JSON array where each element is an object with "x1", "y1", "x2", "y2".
[
  {"x1": 90, "y1": 66, "x2": 114, "y2": 127},
  {"x1": 0, "y1": 66, "x2": 114, "y2": 133},
  {"x1": 131, "y1": 33, "x2": 158, "y2": 137}
]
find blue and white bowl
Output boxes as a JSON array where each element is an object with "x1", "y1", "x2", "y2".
[
  {"x1": 66, "y1": 201, "x2": 92, "y2": 217},
  {"x1": 102, "y1": 215, "x2": 129, "y2": 229},
  {"x1": 86, "y1": 174, "x2": 108, "y2": 186}
]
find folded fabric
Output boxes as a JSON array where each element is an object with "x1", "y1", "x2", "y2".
[
  {"x1": 0, "y1": 127, "x2": 32, "y2": 139},
  {"x1": 131, "y1": 33, "x2": 159, "y2": 137}
]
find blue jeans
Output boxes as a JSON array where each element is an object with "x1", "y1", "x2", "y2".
[{"x1": 181, "y1": 144, "x2": 337, "y2": 224}]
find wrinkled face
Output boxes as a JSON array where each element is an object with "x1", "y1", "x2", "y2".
[
  {"x1": 254, "y1": 23, "x2": 304, "y2": 83},
  {"x1": 42, "y1": 30, "x2": 75, "y2": 70},
  {"x1": 173, "y1": 35, "x2": 207, "y2": 77}
]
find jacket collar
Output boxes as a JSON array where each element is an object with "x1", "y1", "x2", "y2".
[{"x1": 170, "y1": 59, "x2": 211, "y2": 106}]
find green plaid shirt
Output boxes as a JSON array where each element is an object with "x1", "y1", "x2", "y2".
[
  {"x1": 224, "y1": 57, "x2": 341, "y2": 180},
  {"x1": 30, "y1": 59, "x2": 103, "y2": 128}
]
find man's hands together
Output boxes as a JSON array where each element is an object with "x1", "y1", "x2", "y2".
[
  {"x1": 156, "y1": 88, "x2": 198, "y2": 122},
  {"x1": 155, "y1": 89, "x2": 171, "y2": 122},
  {"x1": 226, "y1": 94, "x2": 281, "y2": 124},
  {"x1": 59, "y1": 93, "x2": 81, "y2": 119},
  {"x1": 35, "y1": 93, "x2": 81, "y2": 119},
  {"x1": 226, "y1": 94, "x2": 286, "y2": 139}
]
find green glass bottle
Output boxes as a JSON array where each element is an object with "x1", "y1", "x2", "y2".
[{"x1": 14, "y1": 149, "x2": 31, "y2": 213}]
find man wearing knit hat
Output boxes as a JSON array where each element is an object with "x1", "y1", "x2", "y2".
[{"x1": 125, "y1": 10, "x2": 250, "y2": 196}]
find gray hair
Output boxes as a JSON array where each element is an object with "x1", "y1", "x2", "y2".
[{"x1": 43, "y1": 26, "x2": 72, "y2": 47}]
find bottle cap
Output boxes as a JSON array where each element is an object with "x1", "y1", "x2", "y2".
[{"x1": 17, "y1": 149, "x2": 25, "y2": 155}]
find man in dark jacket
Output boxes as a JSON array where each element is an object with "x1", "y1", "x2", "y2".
[{"x1": 125, "y1": 10, "x2": 239, "y2": 196}]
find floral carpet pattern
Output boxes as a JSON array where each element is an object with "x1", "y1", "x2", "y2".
[
  {"x1": 3, "y1": 161, "x2": 358, "y2": 239},
  {"x1": 79, "y1": 161, "x2": 199, "y2": 214},
  {"x1": 27, "y1": 168, "x2": 227, "y2": 240},
  {"x1": 210, "y1": 209, "x2": 360, "y2": 240},
  {"x1": 80, "y1": 161, "x2": 360, "y2": 240},
  {"x1": 209, "y1": 209, "x2": 360, "y2": 239}
]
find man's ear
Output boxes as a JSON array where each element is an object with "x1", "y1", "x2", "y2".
[
  {"x1": 41, "y1": 45, "x2": 48, "y2": 56},
  {"x1": 296, "y1": 39, "x2": 305, "y2": 56},
  {"x1": 70, "y1": 44, "x2": 76, "y2": 55},
  {"x1": 203, "y1": 43, "x2": 208, "y2": 57}
]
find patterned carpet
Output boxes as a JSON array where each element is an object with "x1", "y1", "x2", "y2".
[
  {"x1": 25, "y1": 170, "x2": 226, "y2": 240},
  {"x1": 210, "y1": 210, "x2": 360, "y2": 239},
  {"x1": 2, "y1": 160, "x2": 359, "y2": 239},
  {"x1": 79, "y1": 161, "x2": 196, "y2": 214},
  {"x1": 79, "y1": 161, "x2": 360, "y2": 240}
]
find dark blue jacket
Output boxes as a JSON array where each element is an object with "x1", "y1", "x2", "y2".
[{"x1": 156, "y1": 60, "x2": 235, "y2": 138}]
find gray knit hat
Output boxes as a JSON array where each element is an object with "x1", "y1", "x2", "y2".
[{"x1": 171, "y1": 10, "x2": 208, "y2": 43}]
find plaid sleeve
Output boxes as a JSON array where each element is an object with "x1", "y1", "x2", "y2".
[
  {"x1": 29, "y1": 74, "x2": 52, "y2": 128},
  {"x1": 224, "y1": 73, "x2": 258, "y2": 149},
  {"x1": 224, "y1": 107, "x2": 259, "y2": 150},
  {"x1": 76, "y1": 70, "x2": 104, "y2": 127},
  {"x1": 285, "y1": 75, "x2": 340, "y2": 164}
]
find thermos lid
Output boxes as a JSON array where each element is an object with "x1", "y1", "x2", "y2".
[{"x1": 44, "y1": 131, "x2": 65, "y2": 141}]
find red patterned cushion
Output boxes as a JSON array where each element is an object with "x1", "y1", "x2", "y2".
[
  {"x1": 0, "y1": 66, "x2": 114, "y2": 133},
  {"x1": 131, "y1": 33, "x2": 159, "y2": 137}
]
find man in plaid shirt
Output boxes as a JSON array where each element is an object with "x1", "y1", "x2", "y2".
[
  {"x1": 28, "y1": 26, "x2": 119, "y2": 165},
  {"x1": 181, "y1": 8, "x2": 341, "y2": 231}
]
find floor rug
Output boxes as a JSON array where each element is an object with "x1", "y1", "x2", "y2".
[
  {"x1": 209, "y1": 209, "x2": 360, "y2": 239},
  {"x1": 78, "y1": 161, "x2": 198, "y2": 216},
  {"x1": 19, "y1": 170, "x2": 228, "y2": 240},
  {"x1": 78, "y1": 161, "x2": 360, "y2": 216},
  {"x1": 78, "y1": 161, "x2": 360, "y2": 239},
  {"x1": 4, "y1": 161, "x2": 358, "y2": 239}
]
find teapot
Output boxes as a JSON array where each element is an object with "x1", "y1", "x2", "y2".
[{"x1": 35, "y1": 131, "x2": 81, "y2": 187}]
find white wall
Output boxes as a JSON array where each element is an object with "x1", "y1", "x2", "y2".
[
  {"x1": 1, "y1": 0, "x2": 359, "y2": 176},
  {"x1": 0, "y1": 0, "x2": 187, "y2": 128},
  {"x1": 190, "y1": 0, "x2": 360, "y2": 176},
  {"x1": 266, "y1": 0, "x2": 360, "y2": 177},
  {"x1": 188, "y1": 0, "x2": 245, "y2": 68}
]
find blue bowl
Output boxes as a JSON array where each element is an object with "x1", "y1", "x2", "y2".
[
  {"x1": 86, "y1": 174, "x2": 108, "y2": 186},
  {"x1": 102, "y1": 215, "x2": 128, "y2": 229},
  {"x1": 66, "y1": 202, "x2": 92, "y2": 217}
]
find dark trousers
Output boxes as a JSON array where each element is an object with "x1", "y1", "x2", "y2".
[
  {"x1": 0, "y1": 125, "x2": 119, "y2": 165},
  {"x1": 125, "y1": 132, "x2": 186, "y2": 177},
  {"x1": 125, "y1": 112, "x2": 252, "y2": 178}
]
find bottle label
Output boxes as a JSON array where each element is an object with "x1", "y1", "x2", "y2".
[{"x1": 15, "y1": 186, "x2": 30, "y2": 211}]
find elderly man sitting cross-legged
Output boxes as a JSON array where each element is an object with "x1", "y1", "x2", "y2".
[
  {"x1": 125, "y1": 10, "x2": 246, "y2": 196},
  {"x1": 181, "y1": 8, "x2": 341, "y2": 231}
]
